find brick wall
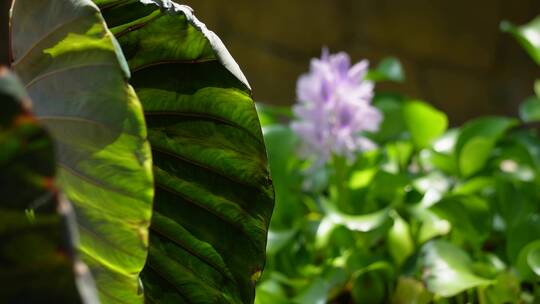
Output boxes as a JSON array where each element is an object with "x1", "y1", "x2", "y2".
[
  {"x1": 182, "y1": 0, "x2": 540, "y2": 124},
  {"x1": 2, "y1": 1, "x2": 539, "y2": 124}
]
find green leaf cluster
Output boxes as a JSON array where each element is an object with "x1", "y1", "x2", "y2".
[{"x1": 256, "y1": 20, "x2": 540, "y2": 302}]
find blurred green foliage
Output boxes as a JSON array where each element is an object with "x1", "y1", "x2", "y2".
[{"x1": 256, "y1": 16, "x2": 540, "y2": 304}]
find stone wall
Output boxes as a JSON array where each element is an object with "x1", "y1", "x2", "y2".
[{"x1": 2, "y1": 1, "x2": 539, "y2": 124}]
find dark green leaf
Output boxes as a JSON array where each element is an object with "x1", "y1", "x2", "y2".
[
  {"x1": 94, "y1": 1, "x2": 275, "y2": 302},
  {"x1": 0, "y1": 68, "x2": 98, "y2": 303},
  {"x1": 10, "y1": 1, "x2": 154, "y2": 302}
]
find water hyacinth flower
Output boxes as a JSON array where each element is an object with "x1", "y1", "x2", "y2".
[{"x1": 291, "y1": 48, "x2": 382, "y2": 165}]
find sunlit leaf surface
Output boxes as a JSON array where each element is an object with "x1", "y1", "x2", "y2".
[
  {"x1": 10, "y1": 1, "x2": 154, "y2": 302},
  {"x1": 422, "y1": 241, "x2": 492, "y2": 297},
  {"x1": 94, "y1": 1, "x2": 274, "y2": 302}
]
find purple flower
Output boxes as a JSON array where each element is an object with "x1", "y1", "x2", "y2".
[{"x1": 291, "y1": 48, "x2": 382, "y2": 165}]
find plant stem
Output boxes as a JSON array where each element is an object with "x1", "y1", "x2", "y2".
[{"x1": 332, "y1": 155, "x2": 349, "y2": 211}]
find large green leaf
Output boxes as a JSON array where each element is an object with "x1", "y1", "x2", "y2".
[
  {"x1": 422, "y1": 240, "x2": 492, "y2": 297},
  {"x1": 10, "y1": 1, "x2": 154, "y2": 303},
  {"x1": 0, "y1": 68, "x2": 98, "y2": 303},
  {"x1": 94, "y1": 1, "x2": 274, "y2": 303}
]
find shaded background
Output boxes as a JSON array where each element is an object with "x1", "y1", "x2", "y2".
[{"x1": 2, "y1": 0, "x2": 540, "y2": 124}]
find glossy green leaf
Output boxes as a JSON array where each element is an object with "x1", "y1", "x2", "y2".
[
  {"x1": 366, "y1": 57, "x2": 405, "y2": 83},
  {"x1": 456, "y1": 117, "x2": 517, "y2": 177},
  {"x1": 0, "y1": 68, "x2": 98, "y2": 303},
  {"x1": 10, "y1": 1, "x2": 154, "y2": 302},
  {"x1": 501, "y1": 16, "x2": 540, "y2": 65},
  {"x1": 422, "y1": 241, "x2": 492, "y2": 297},
  {"x1": 519, "y1": 96, "x2": 540, "y2": 123},
  {"x1": 387, "y1": 212, "x2": 414, "y2": 266},
  {"x1": 420, "y1": 131, "x2": 457, "y2": 175},
  {"x1": 402, "y1": 100, "x2": 448, "y2": 148},
  {"x1": 321, "y1": 198, "x2": 391, "y2": 233},
  {"x1": 94, "y1": 1, "x2": 275, "y2": 302},
  {"x1": 316, "y1": 198, "x2": 390, "y2": 250}
]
